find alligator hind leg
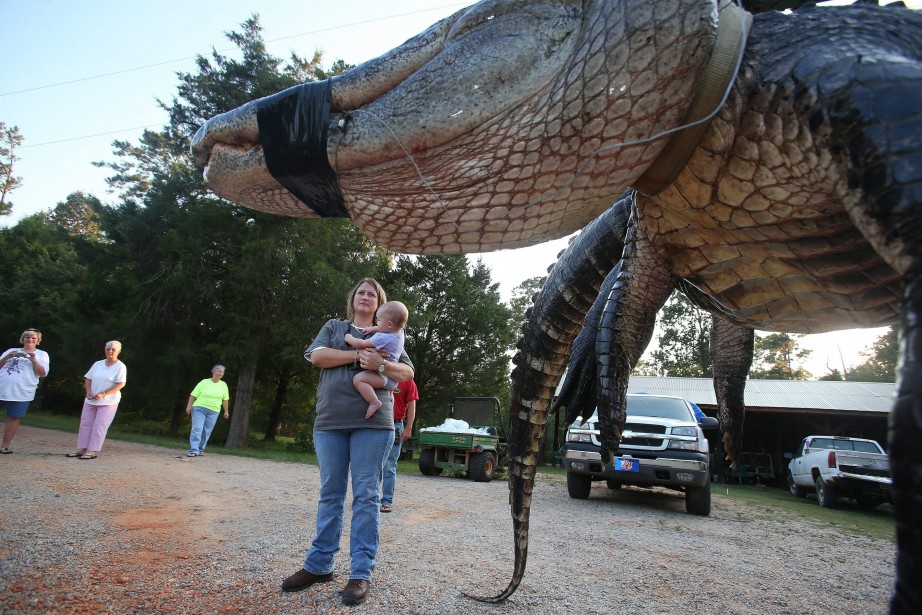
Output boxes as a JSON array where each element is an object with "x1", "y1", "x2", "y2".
[
  {"x1": 823, "y1": 52, "x2": 922, "y2": 615},
  {"x1": 891, "y1": 281, "x2": 922, "y2": 614},
  {"x1": 709, "y1": 318, "x2": 754, "y2": 467}
]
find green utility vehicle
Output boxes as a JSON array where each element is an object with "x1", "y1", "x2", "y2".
[{"x1": 417, "y1": 397, "x2": 508, "y2": 482}]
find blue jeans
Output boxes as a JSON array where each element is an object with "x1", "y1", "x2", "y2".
[
  {"x1": 380, "y1": 421, "x2": 404, "y2": 506},
  {"x1": 305, "y1": 428, "x2": 393, "y2": 580},
  {"x1": 189, "y1": 406, "x2": 219, "y2": 454}
]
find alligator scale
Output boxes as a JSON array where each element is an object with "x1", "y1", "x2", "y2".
[{"x1": 191, "y1": 1, "x2": 921, "y2": 611}]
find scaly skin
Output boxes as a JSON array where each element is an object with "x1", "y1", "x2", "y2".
[
  {"x1": 465, "y1": 191, "x2": 633, "y2": 602},
  {"x1": 553, "y1": 192, "x2": 754, "y2": 466},
  {"x1": 192, "y1": 2, "x2": 921, "y2": 611}
]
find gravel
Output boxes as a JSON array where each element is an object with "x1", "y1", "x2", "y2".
[{"x1": 0, "y1": 426, "x2": 895, "y2": 614}]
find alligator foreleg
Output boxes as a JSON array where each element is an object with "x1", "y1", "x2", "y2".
[{"x1": 595, "y1": 199, "x2": 679, "y2": 463}]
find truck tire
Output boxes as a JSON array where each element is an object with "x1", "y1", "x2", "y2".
[
  {"x1": 606, "y1": 479, "x2": 622, "y2": 491},
  {"x1": 815, "y1": 476, "x2": 838, "y2": 508},
  {"x1": 788, "y1": 471, "x2": 807, "y2": 498},
  {"x1": 419, "y1": 449, "x2": 442, "y2": 476},
  {"x1": 468, "y1": 451, "x2": 496, "y2": 482},
  {"x1": 685, "y1": 482, "x2": 711, "y2": 516},
  {"x1": 566, "y1": 472, "x2": 592, "y2": 499}
]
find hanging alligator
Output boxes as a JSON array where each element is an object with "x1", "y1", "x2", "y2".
[{"x1": 190, "y1": 1, "x2": 921, "y2": 611}]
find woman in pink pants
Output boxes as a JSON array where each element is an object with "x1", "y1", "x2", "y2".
[{"x1": 66, "y1": 340, "x2": 127, "y2": 460}]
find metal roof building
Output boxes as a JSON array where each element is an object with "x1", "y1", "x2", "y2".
[
  {"x1": 626, "y1": 376, "x2": 895, "y2": 414},
  {"x1": 616, "y1": 376, "x2": 896, "y2": 486}
]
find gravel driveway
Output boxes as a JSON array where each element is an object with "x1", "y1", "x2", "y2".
[{"x1": 0, "y1": 426, "x2": 895, "y2": 614}]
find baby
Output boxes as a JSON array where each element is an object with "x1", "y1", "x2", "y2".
[{"x1": 344, "y1": 300, "x2": 409, "y2": 419}]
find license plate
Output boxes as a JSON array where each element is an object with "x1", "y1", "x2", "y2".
[{"x1": 613, "y1": 457, "x2": 640, "y2": 473}]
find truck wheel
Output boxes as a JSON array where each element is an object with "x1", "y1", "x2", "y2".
[
  {"x1": 787, "y1": 472, "x2": 807, "y2": 498},
  {"x1": 419, "y1": 449, "x2": 442, "y2": 476},
  {"x1": 685, "y1": 481, "x2": 711, "y2": 516},
  {"x1": 566, "y1": 472, "x2": 591, "y2": 499},
  {"x1": 468, "y1": 451, "x2": 496, "y2": 482},
  {"x1": 815, "y1": 476, "x2": 838, "y2": 508},
  {"x1": 606, "y1": 479, "x2": 622, "y2": 491}
]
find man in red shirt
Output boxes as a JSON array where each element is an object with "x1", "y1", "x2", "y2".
[{"x1": 380, "y1": 378, "x2": 418, "y2": 512}]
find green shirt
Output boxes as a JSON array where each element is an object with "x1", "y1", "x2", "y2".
[{"x1": 190, "y1": 378, "x2": 229, "y2": 413}]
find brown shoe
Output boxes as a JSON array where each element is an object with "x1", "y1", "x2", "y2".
[
  {"x1": 281, "y1": 568, "x2": 334, "y2": 592},
  {"x1": 341, "y1": 579, "x2": 371, "y2": 605}
]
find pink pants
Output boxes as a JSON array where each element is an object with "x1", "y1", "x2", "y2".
[{"x1": 77, "y1": 401, "x2": 119, "y2": 451}]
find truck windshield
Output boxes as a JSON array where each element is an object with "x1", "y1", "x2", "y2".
[
  {"x1": 810, "y1": 438, "x2": 883, "y2": 454},
  {"x1": 626, "y1": 396, "x2": 692, "y2": 421}
]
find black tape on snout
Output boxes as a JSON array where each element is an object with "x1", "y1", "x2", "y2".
[{"x1": 256, "y1": 80, "x2": 348, "y2": 218}]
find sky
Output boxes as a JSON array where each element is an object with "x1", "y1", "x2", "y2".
[{"x1": 2, "y1": 0, "x2": 906, "y2": 377}]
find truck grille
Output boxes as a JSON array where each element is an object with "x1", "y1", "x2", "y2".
[
  {"x1": 622, "y1": 422, "x2": 666, "y2": 447},
  {"x1": 840, "y1": 465, "x2": 889, "y2": 478}
]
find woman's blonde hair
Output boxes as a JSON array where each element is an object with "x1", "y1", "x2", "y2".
[
  {"x1": 20, "y1": 329, "x2": 42, "y2": 344},
  {"x1": 345, "y1": 278, "x2": 387, "y2": 322}
]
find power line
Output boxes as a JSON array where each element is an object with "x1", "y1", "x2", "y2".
[
  {"x1": 21, "y1": 124, "x2": 167, "y2": 148},
  {"x1": 1, "y1": 3, "x2": 471, "y2": 97}
]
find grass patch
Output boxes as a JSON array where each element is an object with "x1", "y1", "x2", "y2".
[
  {"x1": 19, "y1": 412, "x2": 317, "y2": 464},
  {"x1": 713, "y1": 483, "x2": 895, "y2": 543}
]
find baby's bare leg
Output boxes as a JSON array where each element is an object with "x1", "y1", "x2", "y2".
[{"x1": 353, "y1": 371, "x2": 384, "y2": 418}]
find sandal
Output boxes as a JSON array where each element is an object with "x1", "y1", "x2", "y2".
[
  {"x1": 65, "y1": 452, "x2": 83, "y2": 458},
  {"x1": 0, "y1": 448, "x2": 13, "y2": 454},
  {"x1": 78, "y1": 454, "x2": 98, "y2": 460},
  {"x1": 380, "y1": 504, "x2": 393, "y2": 513}
]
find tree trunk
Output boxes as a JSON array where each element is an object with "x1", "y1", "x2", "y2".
[
  {"x1": 169, "y1": 385, "x2": 187, "y2": 435},
  {"x1": 263, "y1": 369, "x2": 291, "y2": 442},
  {"x1": 225, "y1": 358, "x2": 257, "y2": 449}
]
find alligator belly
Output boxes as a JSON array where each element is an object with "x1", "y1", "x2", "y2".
[{"x1": 661, "y1": 218, "x2": 901, "y2": 333}]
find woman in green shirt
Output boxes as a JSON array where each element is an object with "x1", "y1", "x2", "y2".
[{"x1": 185, "y1": 364, "x2": 230, "y2": 457}]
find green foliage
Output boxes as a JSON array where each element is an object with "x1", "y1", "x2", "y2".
[
  {"x1": 844, "y1": 326, "x2": 898, "y2": 382},
  {"x1": 750, "y1": 332, "x2": 812, "y2": 380},
  {"x1": 290, "y1": 422, "x2": 316, "y2": 454},
  {"x1": 646, "y1": 291, "x2": 713, "y2": 377},
  {"x1": 382, "y1": 255, "x2": 516, "y2": 429},
  {"x1": 509, "y1": 276, "x2": 545, "y2": 334},
  {"x1": 0, "y1": 122, "x2": 23, "y2": 215}
]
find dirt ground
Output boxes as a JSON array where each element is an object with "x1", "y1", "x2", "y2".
[{"x1": 0, "y1": 425, "x2": 897, "y2": 615}]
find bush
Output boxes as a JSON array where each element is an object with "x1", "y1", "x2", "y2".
[
  {"x1": 115, "y1": 418, "x2": 176, "y2": 438},
  {"x1": 289, "y1": 422, "x2": 314, "y2": 454}
]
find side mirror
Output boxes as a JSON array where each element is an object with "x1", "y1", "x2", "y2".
[
  {"x1": 783, "y1": 452, "x2": 793, "y2": 460},
  {"x1": 699, "y1": 416, "x2": 719, "y2": 430}
]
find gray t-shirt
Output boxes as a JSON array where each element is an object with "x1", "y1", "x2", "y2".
[{"x1": 305, "y1": 319, "x2": 414, "y2": 431}]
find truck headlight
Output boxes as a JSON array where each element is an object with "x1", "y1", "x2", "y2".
[
  {"x1": 567, "y1": 432, "x2": 593, "y2": 443},
  {"x1": 671, "y1": 426, "x2": 697, "y2": 437},
  {"x1": 668, "y1": 440, "x2": 698, "y2": 451}
]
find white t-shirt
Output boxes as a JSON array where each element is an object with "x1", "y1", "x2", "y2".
[
  {"x1": 84, "y1": 360, "x2": 127, "y2": 406},
  {"x1": 0, "y1": 348, "x2": 50, "y2": 402}
]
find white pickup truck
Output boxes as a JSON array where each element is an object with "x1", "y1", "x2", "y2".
[
  {"x1": 786, "y1": 435, "x2": 891, "y2": 508},
  {"x1": 560, "y1": 393, "x2": 718, "y2": 516}
]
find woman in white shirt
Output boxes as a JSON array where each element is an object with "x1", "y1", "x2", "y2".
[
  {"x1": 66, "y1": 340, "x2": 127, "y2": 460},
  {"x1": 0, "y1": 328, "x2": 50, "y2": 454}
]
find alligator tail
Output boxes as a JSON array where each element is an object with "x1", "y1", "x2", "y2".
[{"x1": 466, "y1": 192, "x2": 633, "y2": 602}]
